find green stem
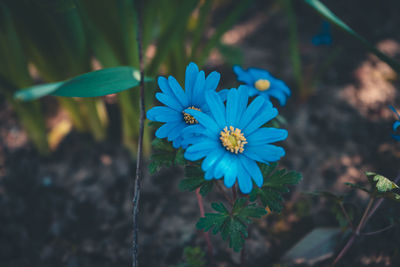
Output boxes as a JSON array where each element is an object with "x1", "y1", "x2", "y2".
[
  {"x1": 58, "y1": 97, "x2": 87, "y2": 132},
  {"x1": 12, "y1": 99, "x2": 49, "y2": 155},
  {"x1": 282, "y1": 0, "x2": 304, "y2": 99},
  {"x1": 81, "y1": 98, "x2": 108, "y2": 141}
]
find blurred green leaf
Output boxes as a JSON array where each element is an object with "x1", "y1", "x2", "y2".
[
  {"x1": 15, "y1": 67, "x2": 153, "y2": 100},
  {"x1": 149, "y1": 138, "x2": 186, "y2": 174},
  {"x1": 344, "y1": 182, "x2": 370, "y2": 194},
  {"x1": 250, "y1": 163, "x2": 302, "y2": 213},
  {"x1": 171, "y1": 246, "x2": 206, "y2": 267},
  {"x1": 197, "y1": 198, "x2": 266, "y2": 252},
  {"x1": 305, "y1": 0, "x2": 400, "y2": 73},
  {"x1": 179, "y1": 164, "x2": 214, "y2": 196},
  {"x1": 365, "y1": 172, "x2": 399, "y2": 192}
]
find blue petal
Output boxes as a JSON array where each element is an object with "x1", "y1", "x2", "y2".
[
  {"x1": 393, "y1": 135, "x2": 400, "y2": 141},
  {"x1": 238, "y1": 96, "x2": 266, "y2": 129},
  {"x1": 272, "y1": 79, "x2": 291, "y2": 95},
  {"x1": 192, "y1": 71, "x2": 206, "y2": 106},
  {"x1": 244, "y1": 105, "x2": 278, "y2": 136},
  {"x1": 233, "y1": 65, "x2": 253, "y2": 84},
  {"x1": 245, "y1": 144, "x2": 285, "y2": 163},
  {"x1": 167, "y1": 122, "x2": 186, "y2": 141},
  {"x1": 146, "y1": 106, "x2": 181, "y2": 122},
  {"x1": 218, "y1": 89, "x2": 230, "y2": 101},
  {"x1": 268, "y1": 88, "x2": 288, "y2": 106},
  {"x1": 156, "y1": 93, "x2": 183, "y2": 112},
  {"x1": 186, "y1": 140, "x2": 217, "y2": 155},
  {"x1": 248, "y1": 68, "x2": 273, "y2": 80},
  {"x1": 205, "y1": 164, "x2": 217, "y2": 180},
  {"x1": 158, "y1": 76, "x2": 173, "y2": 95},
  {"x1": 247, "y1": 128, "x2": 288, "y2": 145},
  {"x1": 239, "y1": 156, "x2": 263, "y2": 187},
  {"x1": 168, "y1": 76, "x2": 189, "y2": 107},
  {"x1": 205, "y1": 71, "x2": 220, "y2": 91},
  {"x1": 393, "y1": 121, "x2": 400, "y2": 132},
  {"x1": 185, "y1": 62, "x2": 199, "y2": 100},
  {"x1": 185, "y1": 108, "x2": 220, "y2": 135},
  {"x1": 155, "y1": 121, "x2": 182, "y2": 139},
  {"x1": 237, "y1": 163, "x2": 253, "y2": 194},
  {"x1": 205, "y1": 91, "x2": 226, "y2": 128},
  {"x1": 202, "y1": 147, "x2": 225, "y2": 172},
  {"x1": 184, "y1": 149, "x2": 209, "y2": 161},
  {"x1": 213, "y1": 152, "x2": 231, "y2": 179},
  {"x1": 223, "y1": 154, "x2": 238, "y2": 188}
]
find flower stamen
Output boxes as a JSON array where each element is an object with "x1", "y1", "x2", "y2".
[
  {"x1": 220, "y1": 126, "x2": 247, "y2": 154},
  {"x1": 183, "y1": 106, "x2": 201, "y2": 124},
  {"x1": 255, "y1": 79, "x2": 271, "y2": 91}
]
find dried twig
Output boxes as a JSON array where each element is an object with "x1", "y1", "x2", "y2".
[{"x1": 132, "y1": 2, "x2": 145, "y2": 266}]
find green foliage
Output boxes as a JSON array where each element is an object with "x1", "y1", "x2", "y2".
[
  {"x1": 249, "y1": 163, "x2": 302, "y2": 213},
  {"x1": 15, "y1": 67, "x2": 153, "y2": 100},
  {"x1": 305, "y1": 0, "x2": 400, "y2": 73},
  {"x1": 172, "y1": 246, "x2": 206, "y2": 267},
  {"x1": 179, "y1": 164, "x2": 214, "y2": 196},
  {"x1": 148, "y1": 138, "x2": 185, "y2": 174},
  {"x1": 197, "y1": 198, "x2": 267, "y2": 252},
  {"x1": 365, "y1": 172, "x2": 399, "y2": 192},
  {"x1": 365, "y1": 172, "x2": 400, "y2": 201}
]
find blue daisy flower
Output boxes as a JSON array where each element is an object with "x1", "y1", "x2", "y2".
[
  {"x1": 146, "y1": 62, "x2": 221, "y2": 148},
  {"x1": 229, "y1": 65, "x2": 291, "y2": 106},
  {"x1": 390, "y1": 106, "x2": 400, "y2": 141},
  {"x1": 182, "y1": 86, "x2": 288, "y2": 194}
]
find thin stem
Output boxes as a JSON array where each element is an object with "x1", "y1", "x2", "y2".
[
  {"x1": 232, "y1": 184, "x2": 237, "y2": 201},
  {"x1": 132, "y1": 3, "x2": 145, "y2": 267},
  {"x1": 339, "y1": 202, "x2": 355, "y2": 230},
  {"x1": 215, "y1": 181, "x2": 234, "y2": 205},
  {"x1": 332, "y1": 198, "x2": 374, "y2": 266},
  {"x1": 362, "y1": 224, "x2": 394, "y2": 236},
  {"x1": 240, "y1": 243, "x2": 246, "y2": 267},
  {"x1": 195, "y1": 188, "x2": 214, "y2": 259}
]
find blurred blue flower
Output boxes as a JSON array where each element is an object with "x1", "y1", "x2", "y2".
[
  {"x1": 230, "y1": 65, "x2": 291, "y2": 106},
  {"x1": 390, "y1": 106, "x2": 400, "y2": 141},
  {"x1": 182, "y1": 86, "x2": 287, "y2": 194},
  {"x1": 312, "y1": 21, "x2": 332, "y2": 46},
  {"x1": 147, "y1": 62, "x2": 220, "y2": 148}
]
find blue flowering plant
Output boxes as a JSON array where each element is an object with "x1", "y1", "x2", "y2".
[
  {"x1": 147, "y1": 62, "x2": 301, "y2": 257},
  {"x1": 390, "y1": 106, "x2": 400, "y2": 141}
]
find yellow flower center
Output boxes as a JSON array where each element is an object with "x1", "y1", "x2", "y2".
[
  {"x1": 182, "y1": 106, "x2": 201, "y2": 124},
  {"x1": 220, "y1": 126, "x2": 247, "y2": 154},
  {"x1": 254, "y1": 79, "x2": 271, "y2": 91}
]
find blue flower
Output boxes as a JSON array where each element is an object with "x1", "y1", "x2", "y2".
[
  {"x1": 182, "y1": 86, "x2": 287, "y2": 194},
  {"x1": 230, "y1": 65, "x2": 291, "y2": 106},
  {"x1": 390, "y1": 106, "x2": 400, "y2": 141},
  {"x1": 147, "y1": 62, "x2": 220, "y2": 148},
  {"x1": 312, "y1": 21, "x2": 332, "y2": 46}
]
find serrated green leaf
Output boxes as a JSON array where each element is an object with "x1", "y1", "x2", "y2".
[
  {"x1": 198, "y1": 198, "x2": 267, "y2": 252},
  {"x1": 15, "y1": 67, "x2": 153, "y2": 100},
  {"x1": 365, "y1": 172, "x2": 399, "y2": 192},
  {"x1": 149, "y1": 138, "x2": 184, "y2": 174},
  {"x1": 305, "y1": 0, "x2": 400, "y2": 73},
  {"x1": 252, "y1": 164, "x2": 302, "y2": 213},
  {"x1": 196, "y1": 213, "x2": 227, "y2": 232},
  {"x1": 199, "y1": 182, "x2": 214, "y2": 196},
  {"x1": 211, "y1": 202, "x2": 229, "y2": 214}
]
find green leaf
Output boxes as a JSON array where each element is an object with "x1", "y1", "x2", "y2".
[
  {"x1": 344, "y1": 182, "x2": 370, "y2": 194},
  {"x1": 250, "y1": 163, "x2": 302, "y2": 213},
  {"x1": 305, "y1": 0, "x2": 400, "y2": 73},
  {"x1": 149, "y1": 138, "x2": 183, "y2": 174},
  {"x1": 179, "y1": 164, "x2": 214, "y2": 196},
  {"x1": 197, "y1": 198, "x2": 266, "y2": 252},
  {"x1": 15, "y1": 67, "x2": 153, "y2": 100},
  {"x1": 365, "y1": 172, "x2": 399, "y2": 192}
]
